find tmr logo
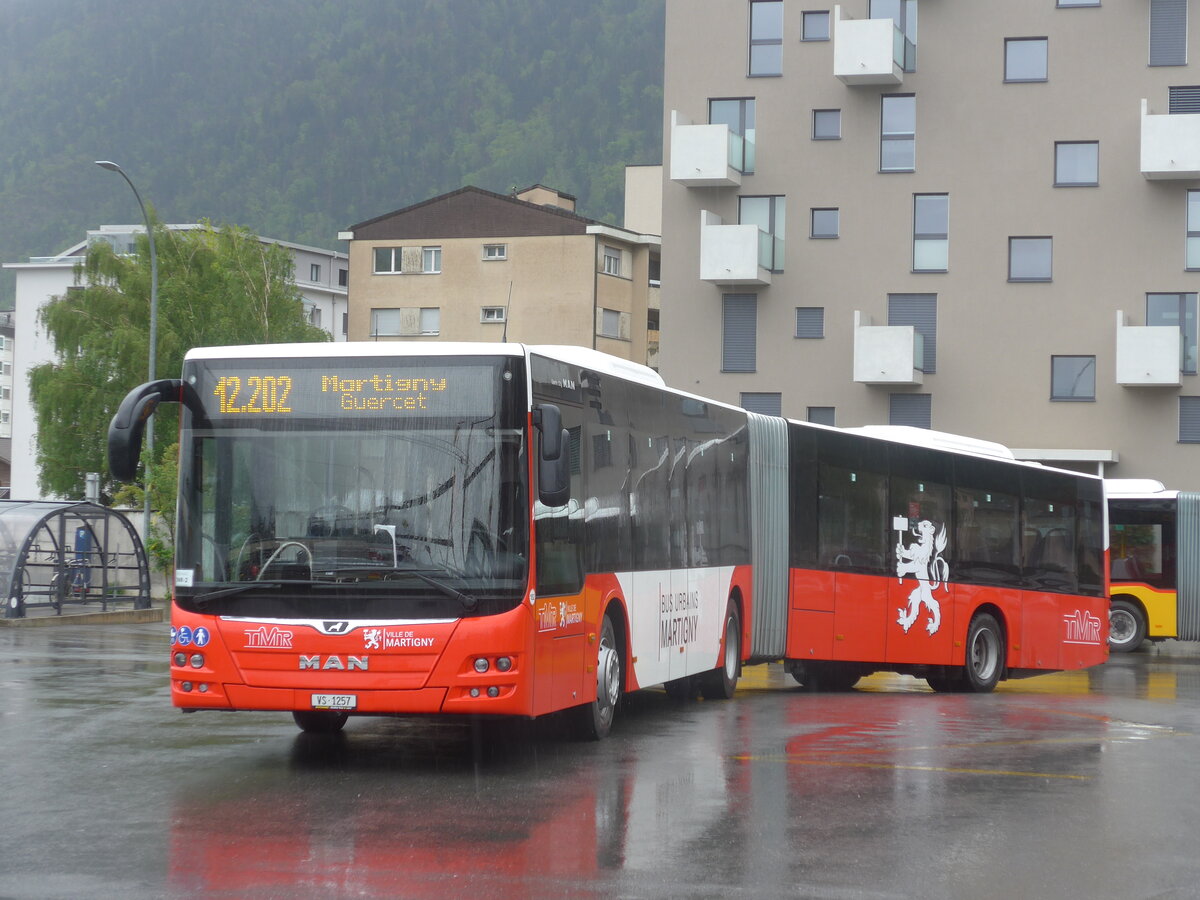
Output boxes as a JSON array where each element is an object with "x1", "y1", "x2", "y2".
[
  {"x1": 1064, "y1": 609, "x2": 1103, "y2": 644},
  {"x1": 299, "y1": 655, "x2": 369, "y2": 671},
  {"x1": 244, "y1": 626, "x2": 294, "y2": 649}
]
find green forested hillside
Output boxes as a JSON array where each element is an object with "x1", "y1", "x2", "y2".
[{"x1": 0, "y1": 0, "x2": 664, "y2": 305}]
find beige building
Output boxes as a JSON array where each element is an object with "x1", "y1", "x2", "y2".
[
  {"x1": 340, "y1": 185, "x2": 662, "y2": 367},
  {"x1": 661, "y1": 0, "x2": 1200, "y2": 488}
]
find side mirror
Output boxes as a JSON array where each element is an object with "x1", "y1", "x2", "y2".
[
  {"x1": 107, "y1": 379, "x2": 182, "y2": 481},
  {"x1": 534, "y1": 403, "x2": 570, "y2": 507}
]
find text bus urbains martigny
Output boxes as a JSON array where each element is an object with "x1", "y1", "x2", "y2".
[{"x1": 108, "y1": 342, "x2": 1108, "y2": 737}]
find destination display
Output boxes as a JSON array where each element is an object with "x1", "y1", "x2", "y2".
[{"x1": 189, "y1": 359, "x2": 501, "y2": 420}]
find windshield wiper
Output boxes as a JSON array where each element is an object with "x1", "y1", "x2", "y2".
[
  {"x1": 191, "y1": 581, "x2": 286, "y2": 606},
  {"x1": 322, "y1": 564, "x2": 479, "y2": 611}
]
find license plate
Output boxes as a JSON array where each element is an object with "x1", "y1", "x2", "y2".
[{"x1": 310, "y1": 693, "x2": 357, "y2": 710}]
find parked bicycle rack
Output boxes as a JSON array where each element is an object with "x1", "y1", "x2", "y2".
[{"x1": 1, "y1": 501, "x2": 150, "y2": 618}]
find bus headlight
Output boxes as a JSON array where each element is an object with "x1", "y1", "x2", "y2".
[
  {"x1": 174, "y1": 652, "x2": 187, "y2": 667},
  {"x1": 190, "y1": 654, "x2": 205, "y2": 669},
  {"x1": 474, "y1": 658, "x2": 490, "y2": 673},
  {"x1": 496, "y1": 656, "x2": 512, "y2": 672}
]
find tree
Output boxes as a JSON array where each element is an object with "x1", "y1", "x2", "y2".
[{"x1": 29, "y1": 219, "x2": 329, "y2": 504}]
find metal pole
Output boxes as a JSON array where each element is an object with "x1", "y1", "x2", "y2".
[{"x1": 95, "y1": 161, "x2": 158, "y2": 548}]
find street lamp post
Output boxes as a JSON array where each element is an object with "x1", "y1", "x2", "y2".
[{"x1": 95, "y1": 161, "x2": 158, "y2": 547}]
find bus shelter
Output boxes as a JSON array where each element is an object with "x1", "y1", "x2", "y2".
[{"x1": 0, "y1": 501, "x2": 150, "y2": 618}]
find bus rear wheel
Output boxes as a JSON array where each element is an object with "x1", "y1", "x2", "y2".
[
  {"x1": 292, "y1": 710, "x2": 349, "y2": 734},
  {"x1": 574, "y1": 614, "x2": 622, "y2": 740},
  {"x1": 700, "y1": 602, "x2": 741, "y2": 700},
  {"x1": 1108, "y1": 599, "x2": 1147, "y2": 653},
  {"x1": 963, "y1": 613, "x2": 1004, "y2": 693}
]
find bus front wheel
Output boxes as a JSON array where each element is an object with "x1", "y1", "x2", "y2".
[
  {"x1": 575, "y1": 614, "x2": 623, "y2": 740},
  {"x1": 1108, "y1": 599, "x2": 1147, "y2": 653},
  {"x1": 963, "y1": 613, "x2": 1004, "y2": 693},
  {"x1": 292, "y1": 710, "x2": 349, "y2": 734}
]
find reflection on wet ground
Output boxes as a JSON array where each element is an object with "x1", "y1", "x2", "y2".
[{"x1": 5, "y1": 626, "x2": 1200, "y2": 899}]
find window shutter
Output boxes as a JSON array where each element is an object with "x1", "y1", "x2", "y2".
[
  {"x1": 740, "y1": 392, "x2": 782, "y2": 416},
  {"x1": 1181, "y1": 397, "x2": 1200, "y2": 442},
  {"x1": 1151, "y1": 0, "x2": 1187, "y2": 66},
  {"x1": 795, "y1": 307, "x2": 825, "y2": 338},
  {"x1": 722, "y1": 294, "x2": 757, "y2": 372},
  {"x1": 888, "y1": 293, "x2": 937, "y2": 373},
  {"x1": 1169, "y1": 85, "x2": 1200, "y2": 114},
  {"x1": 890, "y1": 393, "x2": 932, "y2": 429}
]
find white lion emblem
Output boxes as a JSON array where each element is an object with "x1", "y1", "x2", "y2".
[{"x1": 895, "y1": 518, "x2": 949, "y2": 635}]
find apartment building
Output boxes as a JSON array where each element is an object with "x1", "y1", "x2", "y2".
[
  {"x1": 3, "y1": 225, "x2": 348, "y2": 502},
  {"x1": 661, "y1": 0, "x2": 1200, "y2": 487},
  {"x1": 340, "y1": 185, "x2": 662, "y2": 367}
]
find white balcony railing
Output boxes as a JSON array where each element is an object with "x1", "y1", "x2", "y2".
[
  {"x1": 699, "y1": 211, "x2": 773, "y2": 286},
  {"x1": 669, "y1": 111, "x2": 743, "y2": 188},
  {"x1": 1141, "y1": 99, "x2": 1200, "y2": 180},
  {"x1": 833, "y1": 6, "x2": 904, "y2": 86},
  {"x1": 853, "y1": 311, "x2": 923, "y2": 384},
  {"x1": 1115, "y1": 310, "x2": 1183, "y2": 385}
]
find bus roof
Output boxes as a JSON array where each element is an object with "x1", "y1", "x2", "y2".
[{"x1": 1104, "y1": 478, "x2": 1176, "y2": 500}]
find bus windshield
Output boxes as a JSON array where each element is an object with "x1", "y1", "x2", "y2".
[{"x1": 174, "y1": 354, "x2": 529, "y2": 619}]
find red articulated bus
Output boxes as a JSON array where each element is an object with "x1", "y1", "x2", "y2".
[{"x1": 108, "y1": 343, "x2": 1108, "y2": 738}]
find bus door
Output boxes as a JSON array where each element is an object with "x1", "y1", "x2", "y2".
[{"x1": 533, "y1": 498, "x2": 586, "y2": 714}]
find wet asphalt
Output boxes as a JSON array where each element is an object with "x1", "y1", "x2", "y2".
[{"x1": 2, "y1": 623, "x2": 1200, "y2": 899}]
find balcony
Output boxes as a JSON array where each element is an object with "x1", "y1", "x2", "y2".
[
  {"x1": 1115, "y1": 310, "x2": 1182, "y2": 386},
  {"x1": 669, "y1": 111, "x2": 746, "y2": 188},
  {"x1": 1140, "y1": 99, "x2": 1200, "y2": 180},
  {"x1": 699, "y1": 211, "x2": 774, "y2": 286},
  {"x1": 833, "y1": 6, "x2": 906, "y2": 86},
  {"x1": 853, "y1": 311, "x2": 923, "y2": 384}
]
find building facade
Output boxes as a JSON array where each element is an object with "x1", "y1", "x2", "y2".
[
  {"x1": 340, "y1": 185, "x2": 661, "y2": 367},
  {"x1": 3, "y1": 225, "x2": 348, "y2": 502},
  {"x1": 661, "y1": 0, "x2": 1200, "y2": 487}
]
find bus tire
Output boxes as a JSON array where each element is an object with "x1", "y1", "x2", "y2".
[
  {"x1": 700, "y1": 602, "x2": 741, "y2": 700},
  {"x1": 575, "y1": 614, "x2": 622, "y2": 741},
  {"x1": 1108, "y1": 599, "x2": 1147, "y2": 653},
  {"x1": 292, "y1": 710, "x2": 349, "y2": 734},
  {"x1": 963, "y1": 613, "x2": 1004, "y2": 693}
]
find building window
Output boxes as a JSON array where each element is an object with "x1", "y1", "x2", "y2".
[
  {"x1": 1005, "y1": 38, "x2": 1048, "y2": 82},
  {"x1": 1148, "y1": 293, "x2": 1199, "y2": 374},
  {"x1": 481, "y1": 306, "x2": 506, "y2": 323},
  {"x1": 889, "y1": 393, "x2": 931, "y2": 428},
  {"x1": 1054, "y1": 141, "x2": 1099, "y2": 186},
  {"x1": 870, "y1": 0, "x2": 917, "y2": 72},
  {"x1": 880, "y1": 94, "x2": 916, "y2": 173},
  {"x1": 739, "y1": 195, "x2": 786, "y2": 272},
  {"x1": 371, "y1": 308, "x2": 402, "y2": 336},
  {"x1": 722, "y1": 294, "x2": 757, "y2": 373},
  {"x1": 807, "y1": 407, "x2": 835, "y2": 426},
  {"x1": 741, "y1": 392, "x2": 782, "y2": 416},
  {"x1": 1009, "y1": 237, "x2": 1052, "y2": 282},
  {"x1": 373, "y1": 247, "x2": 402, "y2": 274},
  {"x1": 599, "y1": 308, "x2": 624, "y2": 338},
  {"x1": 370, "y1": 307, "x2": 440, "y2": 337},
  {"x1": 648, "y1": 308, "x2": 660, "y2": 331},
  {"x1": 1189, "y1": 191, "x2": 1200, "y2": 270},
  {"x1": 1057, "y1": 0, "x2": 1099, "y2": 6},
  {"x1": 341, "y1": 312, "x2": 348, "y2": 336},
  {"x1": 749, "y1": 0, "x2": 783, "y2": 76},
  {"x1": 0, "y1": 386, "x2": 9, "y2": 400},
  {"x1": 795, "y1": 307, "x2": 825, "y2": 338},
  {"x1": 602, "y1": 246, "x2": 623, "y2": 277},
  {"x1": 801, "y1": 10, "x2": 830, "y2": 41},
  {"x1": 812, "y1": 109, "x2": 841, "y2": 140},
  {"x1": 710, "y1": 98, "x2": 756, "y2": 173},
  {"x1": 306, "y1": 306, "x2": 322, "y2": 327},
  {"x1": 309, "y1": 263, "x2": 321, "y2": 282},
  {"x1": 483, "y1": 243, "x2": 507, "y2": 260},
  {"x1": 422, "y1": 247, "x2": 441, "y2": 274},
  {"x1": 338, "y1": 268, "x2": 348, "y2": 287},
  {"x1": 913, "y1": 194, "x2": 948, "y2": 272},
  {"x1": 1169, "y1": 85, "x2": 1200, "y2": 114},
  {"x1": 1181, "y1": 397, "x2": 1200, "y2": 442},
  {"x1": 1051, "y1": 356, "x2": 1096, "y2": 401},
  {"x1": 0, "y1": 411, "x2": 8, "y2": 425},
  {"x1": 810, "y1": 208, "x2": 839, "y2": 239},
  {"x1": 888, "y1": 293, "x2": 937, "y2": 373},
  {"x1": 1151, "y1": 0, "x2": 1187, "y2": 66}
]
